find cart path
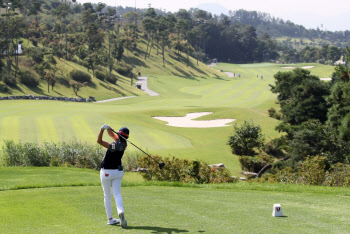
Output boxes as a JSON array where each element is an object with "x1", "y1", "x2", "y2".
[
  {"x1": 95, "y1": 96, "x2": 136, "y2": 103},
  {"x1": 137, "y1": 76, "x2": 159, "y2": 96},
  {"x1": 95, "y1": 76, "x2": 158, "y2": 103}
]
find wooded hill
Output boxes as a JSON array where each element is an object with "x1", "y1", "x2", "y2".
[
  {"x1": 0, "y1": 0, "x2": 222, "y2": 99},
  {"x1": 0, "y1": 0, "x2": 346, "y2": 96}
]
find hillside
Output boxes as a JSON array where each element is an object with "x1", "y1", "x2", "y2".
[{"x1": 0, "y1": 34, "x2": 221, "y2": 101}]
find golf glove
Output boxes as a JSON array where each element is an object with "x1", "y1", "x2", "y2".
[{"x1": 101, "y1": 124, "x2": 110, "y2": 130}]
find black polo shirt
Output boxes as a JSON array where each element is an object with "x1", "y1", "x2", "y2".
[{"x1": 100, "y1": 140, "x2": 127, "y2": 169}]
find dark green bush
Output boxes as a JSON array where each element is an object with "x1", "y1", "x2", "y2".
[
  {"x1": 115, "y1": 64, "x2": 133, "y2": 77},
  {"x1": 3, "y1": 74, "x2": 17, "y2": 87},
  {"x1": 263, "y1": 137, "x2": 287, "y2": 158},
  {"x1": 19, "y1": 70, "x2": 40, "y2": 87},
  {"x1": 28, "y1": 47, "x2": 44, "y2": 64},
  {"x1": 106, "y1": 73, "x2": 117, "y2": 84},
  {"x1": 70, "y1": 69, "x2": 91, "y2": 83},
  {"x1": 227, "y1": 121, "x2": 265, "y2": 156},
  {"x1": 238, "y1": 155, "x2": 273, "y2": 173},
  {"x1": 137, "y1": 155, "x2": 236, "y2": 184},
  {"x1": 0, "y1": 84, "x2": 9, "y2": 93},
  {"x1": 268, "y1": 108, "x2": 282, "y2": 120},
  {"x1": 95, "y1": 70, "x2": 105, "y2": 81}
]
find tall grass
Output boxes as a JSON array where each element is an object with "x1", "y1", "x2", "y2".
[{"x1": 0, "y1": 140, "x2": 139, "y2": 170}]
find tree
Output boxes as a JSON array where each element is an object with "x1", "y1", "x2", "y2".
[
  {"x1": 227, "y1": 121, "x2": 265, "y2": 156},
  {"x1": 141, "y1": 17, "x2": 156, "y2": 59},
  {"x1": 270, "y1": 68, "x2": 330, "y2": 126},
  {"x1": 69, "y1": 80, "x2": 86, "y2": 96},
  {"x1": 327, "y1": 47, "x2": 350, "y2": 141},
  {"x1": 84, "y1": 52, "x2": 101, "y2": 78},
  {"x1": 44, "y1": 71, "x2": 55, "y2": 93}
]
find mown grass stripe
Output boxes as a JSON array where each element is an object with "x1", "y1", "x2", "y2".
[
  {"x1": 54, "y1": 116, "x2": 77, "y2": 142},
  {"x1": 70, "y1": 115, "x2": 95, "y2": 142},
  {"x1": 37, "y1": 117, "x2": 59, "y2": 142},
  {"x1": 1, "y1": 116, "x2": 19, "y2": 142}
]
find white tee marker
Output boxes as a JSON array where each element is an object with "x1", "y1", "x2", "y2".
[{"x1": 272, "y1": 204, "x2": 283, "y2": 217}]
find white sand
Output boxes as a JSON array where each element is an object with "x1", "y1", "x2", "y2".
[
  {"x1": 153, "y1": 112, "x2": 235, "y2": 128},
  {"x1": 301, "y1": 66, "x2": 314, "y2": 69},
  {"x1": 320, "y1": 78, "x2": 332, "y2": 81}
]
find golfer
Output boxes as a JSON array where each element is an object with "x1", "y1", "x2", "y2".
[{"x1": 97, "y1": 124, "x2": 129, "y2": 228}]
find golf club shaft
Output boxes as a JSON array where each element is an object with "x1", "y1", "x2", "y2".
[{"x1": 111, "y1": 129, "x2": 161, "y2": 164}]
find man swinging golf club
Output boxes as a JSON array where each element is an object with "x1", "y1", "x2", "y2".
[{"x1": 97, "y1": 124, "x2": 129, "y2": 228}]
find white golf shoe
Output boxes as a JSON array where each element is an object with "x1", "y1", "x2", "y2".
[
  {"x1": 107, "y1": 218, "x2": 120, "y2": 225},
  {"x1": 118, "y1": 212, "x2": 127, "y2": 228}
]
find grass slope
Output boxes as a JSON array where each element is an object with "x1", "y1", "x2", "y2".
[
  {"x1": 0, "y1": 63, "x2": 335, "y2": 175},
  {"x1": 0, "y1": 35, "x2": 220, "y2": 100},
  {"x1": 1, "y1": 167, "x2": 350, "y2": 233}
]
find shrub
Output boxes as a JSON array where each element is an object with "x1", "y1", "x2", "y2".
[
  {"x1": 47, "y1": 54, "x2": 57, "y2": 65},
  {"x1": 324, "y1": 163, "x2": 350, "y2": 187},
  {"x1": 0, "y1": 84, "x2": 9, "y2": 93},
  {"x1": 238, "y1": 154, "x2": 273, "y2": 173},
  {"x1": 70, "y1": 69, "x2": 91, "y2": 83},
  {"x1": 19, "y1": 70, "x2": 40, "y2": 87},
  {"x1": 299, "y1": 156, "x2": 327, "y2": 185},
  {"x1": 1, "y1": 140, "x2": 49, "y2": 166},
  {"x1": 123, "y1": 152, "x2": 141, "y2": 172},
  {"x1": 3, "y1": 74, "x2": 17, "y2": 87},
  {"x1": 137, "y1": 155, "x2": 236, "y2": 184},
  {"x1": 263, "y1": 137, "x2": 287, "y2": 158},
  {"x1": 268, "y1": 108, "x2": 282, "y2": 120},
  {"x1": 95, "y1": 70, "x2": 105, "y2": 81},
  {"x1": 0, "y1": 140, "x2": 105, "y2": 169},
  {"x1": 227, "y1": 121, "x2": 265, "y2": 156},
  {"x1": 0, "y1": 59, "x2": 4, "y2": 72},
  {"x1": 28, "y1": 47, "x2": 44, "y2": 64},
  {"x1": 106, "y1": 73, "x2": 117, "y2": 84},
  {"x1": 115, "y1": 64, "x2": 133, "y2": 77}
]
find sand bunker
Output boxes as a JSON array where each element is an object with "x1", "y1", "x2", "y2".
[
  {"x1": 320, "y1": 78, "x2": 332, "y2": 81},
  {"x1": 153, "y1": 112, "x2": 235, "y2": 128},
  {"x1": 281, "y1": 66, "x2": 314, "y2": 69}
]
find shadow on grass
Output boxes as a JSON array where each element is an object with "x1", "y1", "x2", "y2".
[
  {"x1": 99, "y1": 82, "x2": 127, "y2": 96},
  {"x1": 126, "y1": 225, "x2": 190, "y2": 233},
  {"x1": 123, "y1": 56, "x2": 149, "y2": 68},
  {"x1": 57, "y1": 77, "x2": 70, "y2": 88},
  {"x1": 86, "y1": 80, "x2": 97, "y2": 89},
  {"x1": 26, "y1": 85, "x2": 46, "y2": 95}
]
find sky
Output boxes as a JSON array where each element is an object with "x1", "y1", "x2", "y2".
[{"x1": 77, "y1": 0, "x2": 350, "y2": 31}]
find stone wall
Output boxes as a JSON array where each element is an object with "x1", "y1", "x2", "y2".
[{"x1": 0, "y1": 95, "x2": 95, "y2": 102}]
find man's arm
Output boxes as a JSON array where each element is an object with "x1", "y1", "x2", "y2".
[
  {"x1": 97, "y1": 128, "x2": 109, "y2": 149},
  {"x1": 107, "y1": 128, "x2": 119, "y2": 141}
]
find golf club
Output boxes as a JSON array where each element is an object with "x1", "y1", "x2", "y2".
[{"x1": 111, "y1": 129, "x2": 165, "y2": 169}]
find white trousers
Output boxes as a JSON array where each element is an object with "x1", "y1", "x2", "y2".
[{"x1": 100, "y1": 168, "x2": 124, "y2": 220}]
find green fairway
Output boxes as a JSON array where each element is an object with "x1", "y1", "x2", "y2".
[
  {"x1": 0, "y1": 63, "x2": 335, "y2": 175},
  {"x1": 1, "y1": 167, "x2": 350, "y2": 233}
]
